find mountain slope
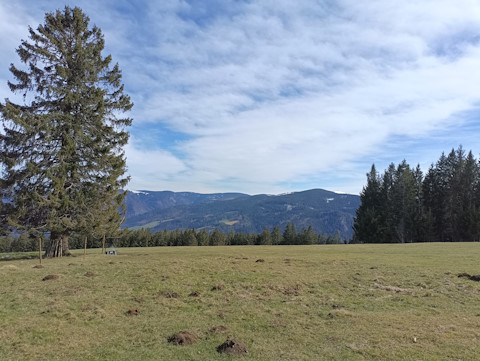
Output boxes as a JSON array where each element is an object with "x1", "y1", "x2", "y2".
[
  {"x1": 125, "y1": 190, "x2": 249, "y2": 217},
  {"x1": 123, "y1": 189, "x2": 360, "y2": 239}
]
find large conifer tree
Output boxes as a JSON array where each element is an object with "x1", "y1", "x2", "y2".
[
  {"x1": 0, "y1": 7, "x2": 132, "y2": 257},
  {"x1": 352, "y1": 164, "x2": 384, "y2": 243}
]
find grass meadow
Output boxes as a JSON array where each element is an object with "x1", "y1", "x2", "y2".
[{"x1": 1, "y1": 243, "x2": 480, "y2": 360}]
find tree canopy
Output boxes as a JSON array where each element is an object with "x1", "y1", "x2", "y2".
[
  {"x1": 353, "y1": 146, "x2": 480, "y2": 243},
  {"x1": 0, "y1": 7, "x2": 132, "y2": 257}
]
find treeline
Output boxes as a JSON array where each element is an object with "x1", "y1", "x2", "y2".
[
  {"x1": 353, "y1": 146, "x2": 480, "y2": 243},
  {"x1": 0, "y1": 223, "x2": 346, "y2": 253}
]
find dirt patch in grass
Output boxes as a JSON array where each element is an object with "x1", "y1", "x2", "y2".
[
  {"x1": 256, "y1": 259, "x2": 265, "y2": 263},
  {"x1": 126, "y1": 308, "x2": 139, "y2": 316},
  {"x1": 209, "y1": 325, "x2": 228, "y2": 334},
  {"x1": 33, "y1": 265, "x2": 44, "y2": 269},
  {"x1": 155, "y1": 291, "x2": 180, "y2": 299},
  {"x1": 163, "y1": 291, "x2": 180, "y2": 298},
  {"x1": 42, "y1": 274, "x2": 60, "y2": 281},
  {"x1": 189, "y1": 291, "x2": 201, "y2": 297},
  {"x1": 268, "y1": 283, "x2": 302, "y2": 296},
  {"x1": 211, "y1": 284, "x2": 224, "y2": 291},
  {"x1": 458, "y1": 273, "x2": 480, "y2": 282},
  {"x1": 84, "y1": 272, "x2": 96, "y2": 277},
  {"x1": 167, "y1": 331, "x2": 198, "y2": 346},
  {"x1": 283, "y1": 284, "x2": 302, "y2": 296},
  {"x1": 216, "y1": 338, "x2": 248, "y2": 356}
]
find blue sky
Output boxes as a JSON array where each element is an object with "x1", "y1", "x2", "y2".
[{"x1": 2, "y1": 1, "x2": 480, "y2": 195}]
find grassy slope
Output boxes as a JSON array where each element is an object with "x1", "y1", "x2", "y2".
[{"x1": 1, "y1": 243, "x2": 479, "y2": 360}]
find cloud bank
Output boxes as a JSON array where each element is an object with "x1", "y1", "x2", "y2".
[{"x1": 2, "y1": 0, "x2": 480, "y2": 194}]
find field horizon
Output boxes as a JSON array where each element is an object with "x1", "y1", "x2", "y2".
[{"x1": 1, "y1": 243, "x2": 479, "y2": 360}]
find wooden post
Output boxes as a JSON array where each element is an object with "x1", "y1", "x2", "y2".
[
  {"x1": 102, "y1": 234, "x2": 105, "y2": 254},
  {"x1": 38, "y1": 237, "x2": 42, "y2": 265},
  {"x1": 84, "y1": 236, "x2": 87, "y2": 258}
]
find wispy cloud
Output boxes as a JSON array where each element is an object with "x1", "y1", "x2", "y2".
[{"x1": 2, "y1": 1, "x2": 480, "y2": 194}]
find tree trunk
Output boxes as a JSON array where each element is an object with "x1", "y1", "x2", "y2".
[{"x1": 45, "y1": 233, "x2": 71, "y2": 258}]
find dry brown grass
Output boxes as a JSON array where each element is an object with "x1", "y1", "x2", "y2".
[{"x1": 1, "y1": 243, "x2": 479, "y2": 360}]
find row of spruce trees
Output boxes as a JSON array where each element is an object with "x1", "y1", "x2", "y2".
[
  {"x1": 353, "y1": 146, "x2": 480, "y2": 243},
  {"x1": 0, "y1": 223, "x2": 346, "y2": 253},
  {"x1": 108, "y1": 224, "x2": 345, "y2": 247}
]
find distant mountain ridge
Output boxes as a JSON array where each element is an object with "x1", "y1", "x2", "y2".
[
  {"x1": 123, "y1": 189, "x2": 360, "y2": 239},
  {"x1": 125, "y1": 190, "x2": 248, "y2": 217}
]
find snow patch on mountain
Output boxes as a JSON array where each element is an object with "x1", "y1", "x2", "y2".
[{"x1": 130, "y1": 190, "x2": 149, "y2": 195}]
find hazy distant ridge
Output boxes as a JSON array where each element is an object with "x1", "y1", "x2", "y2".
[{"x1": 123, "y1": 189, "x2": 360, "y2": 239}]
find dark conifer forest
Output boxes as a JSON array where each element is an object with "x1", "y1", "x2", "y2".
[{"x1": 353, "y1": 146, "x2": 480, "y2": 243}]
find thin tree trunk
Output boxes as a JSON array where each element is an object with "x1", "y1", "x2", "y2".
[{"x1": 38, "y1": 237, "x2": 42, "y2": 264}]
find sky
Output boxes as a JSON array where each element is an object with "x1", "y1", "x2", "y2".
[{"x1": 2, "y1": 0, "x2": 480, "y2": 195}]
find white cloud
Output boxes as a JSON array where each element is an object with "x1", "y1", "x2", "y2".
[
  {"x1": 3, "y1": 1, "x2": 480, "y2": 194},
  {"x1": 124, "y1": 138, "x2": 187, "y2": 190}
]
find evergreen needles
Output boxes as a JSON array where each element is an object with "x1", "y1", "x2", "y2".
[{"x1": 0, "y1": 6, "x2": 133, "y2": 257}]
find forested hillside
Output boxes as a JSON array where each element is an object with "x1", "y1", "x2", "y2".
[
  {"x1": 353, "y1": 146, "x2": 480, "y2": 243},
  {"x1": 123, "y1": 189, "x2": 360, "y2": 239}
]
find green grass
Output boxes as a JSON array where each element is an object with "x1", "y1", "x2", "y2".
[
  {"x1": 129, "y1": 220, "x2": 161, "y2": 230},
  {"x1": 1, "y1": 251, "x2": 38, "y2": 261},
  {"x1": 1, "y1": 243, "x2": 480, "y2": 360},
  {"x1": 220, "y1": 219, "x2": 239, "y2": 226}
]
